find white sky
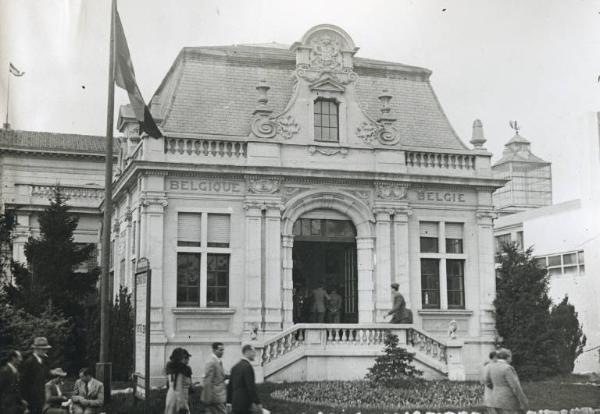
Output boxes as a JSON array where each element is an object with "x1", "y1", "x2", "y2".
[{"x1": 1, "y1": 0, "x2": 599, "y2": 202}]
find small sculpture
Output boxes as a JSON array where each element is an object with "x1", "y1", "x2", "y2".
[
  {"x1": 249, "y1": 324, "x2": 259, "y2": 341},
  {"x1": 448, "y1": 319, "x2": 458, "y2": 340}
]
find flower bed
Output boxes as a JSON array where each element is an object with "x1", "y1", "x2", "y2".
[{"x1": 270, "y1": 380, "x2": 484, "y2": 411}]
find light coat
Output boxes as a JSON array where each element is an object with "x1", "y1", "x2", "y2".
[
  {"x1": 485, "y1": 359, "x2": 528, "y2": 410},
  {"x1": 71, "y1": 378, "x2": 104, "y2": 414},
  {"x1": 201, "y1": 355, "x2": 227, "y2": 407}
]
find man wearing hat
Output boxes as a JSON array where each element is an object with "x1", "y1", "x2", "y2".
[
  {"x1": 385, "y1": 283, "x2": 413, "y2": 324},
  {"x1": 21, "y1": 337, "x2": 52, "y2": 414}
]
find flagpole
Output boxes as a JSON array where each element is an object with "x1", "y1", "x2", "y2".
[
  {"x1": 98, "y1": 0, "x2": 115, "y2": 409},
  {"x1": 3, "y1": 68, "x2": 9, "y2": 129}
]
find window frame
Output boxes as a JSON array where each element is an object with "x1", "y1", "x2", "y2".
[
  {"x1": 536, "y1": 250, "x2": 585, "y2": 277},
  {"x1": 313, "y1": 98, "x2": 339, "y2": 143},
  {"x1": 176, "y1": 209, "x2": 232, "y2": 308}
]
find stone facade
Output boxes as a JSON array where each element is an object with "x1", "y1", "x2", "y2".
[{"x1": 112, "y1": 25, "x2": 505, "y2": 382}]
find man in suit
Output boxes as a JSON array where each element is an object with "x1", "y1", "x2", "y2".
[
  {"x1": 481, "y1": 350, "x2": 498, "y2": 414},
  {"x1": 385, "y1": 283, "x2": 412, "y2": 323},
  {"x1": 485, "y1": 348, "x2": 528, "y2": 414},
  {"x1": 202, "y1": 342, "x2": 227, "y2": 414},
  {"x1": 21, "y1": 337, "x2": 52, "y2": 414},
  {"x1": 71, "y1": 367, "x2": 104, "y2": 414},
  {"x1": 0, "y1": 350, "x2": 28, "y2": 414},
  {"x1": 326, "y1": 288, "x2": 343, "y2": 323},
  {"x1": 310, "y1": 285, "x2": 329, "y2": 323},
  {"x1": 227, "y1": 344, "x2": 262, "y2": 414}
]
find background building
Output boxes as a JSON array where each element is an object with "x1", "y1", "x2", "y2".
[{"x1": 494, "y1": 112, "x2": 600, "y2": 373}]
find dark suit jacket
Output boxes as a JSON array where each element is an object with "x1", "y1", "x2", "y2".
[
  {"x1": 21, "y1": 355, "x2": 48, "y2": 414},
  {"x1": 227, "y1": 359, "x2": 260, "y2": 414},
  {"x1": 0, "y1": 364, "x2": 26, "y2": 414}
]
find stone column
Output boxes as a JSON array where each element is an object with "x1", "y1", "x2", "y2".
[
  {"x1": 392, "y1": 207, "x2": 411, "y2": 308},
  {"x1": 374, "y1": 209, "x2": 392, "y2": 322},
  {"x1": 243, "y1": 203, "x2": 263, "y2": 333},
  {"x1": 263, "y1": 204, "x2": 283, "y2": 333},
  {"x1": 140, "y1": 191, "x2": 167, "y2": 333},
  {"x1": 356, "y1": 236, "x2": 375, "y2": 323},
  {"x1": 12, "y1": 213, "x2": 31, "y2": 265},
  {"x1": 281, "y1": 234, "x2": 294, "y2": 329},
  {"x1": 477, "y1": 209, "x2": 497, "y2": 339}
]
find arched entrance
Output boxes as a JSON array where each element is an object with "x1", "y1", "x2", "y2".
[
  {"x1": 292, "y1": 214, "x2": 358, "y2": 323},
  {"x1": 281, "y1": 190, "x2": 375, "y2": 327}
]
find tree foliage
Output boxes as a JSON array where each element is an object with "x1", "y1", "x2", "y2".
[
  {"x1": 551, "y1": 295, "x2": 587, "y2": 375},
  {"x1": 366, "y1": 332, "x2": 422, "y2": 387}
]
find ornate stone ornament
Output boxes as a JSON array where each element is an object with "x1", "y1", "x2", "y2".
[
  {"x1": 375, "y1": 183, "x2": 408, "y2": 200},
  {"x1": 307, "y1": 145, "x2": 349, "y2": 157},
  {"x1": 350, "y1": 190, "x2": 371, "y2": 206},
  {"x1": 356, "y1": 121, "x2": 400, "y2": 146},
  {"x1": 276, "y1": 115, "x2": 300, "y2": 139},
  {"x1": 251, "y1": 114, "x2": 301, "y2": 140},
  {"x1": 247, "y1": 177, "x2": 281, "y2": 194},
  {"x1": 309, "y1": 33, "x2": 343, "y2": 71}
]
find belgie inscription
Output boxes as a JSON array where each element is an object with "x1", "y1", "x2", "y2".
[
  {"x1": 168, "y1": 179, "x2": 242, "y2": 193},
  {"x1": 416, "y1": 191, "x2": 466, "y2": 203}
]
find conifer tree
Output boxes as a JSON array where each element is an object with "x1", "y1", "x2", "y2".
[
  {"x1": 494, "y1": 242, "x2": 559, "y2": 379},
  {"x1": 366, "y1": 332, "x2": 422, "y2": 387},
  {"x1": 551, "y1": 295, "x2": 586, "y2": 374}
]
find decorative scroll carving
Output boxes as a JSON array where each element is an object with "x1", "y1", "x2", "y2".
[
  {"x1": 251, "y1": 114, "x2": 300, "y2": 140},
  {"x1": 247, "y1": 177, "x2": 281, "y2": 194},
  {"x1": 307, "y1": 146, "x2": 349, "y2": 157},
  {"x1": 356, "y1": 121, "x2": 400, "y2": 146},
  {"x1": 350, "y1": 190, "x2": 371, "y2": 206},
  {"x1": 295, "y1": 66, "x2": 357, "y2": 86},
  {"x1": 374, "y1": 183, "x2": 408, "y2": 200}
]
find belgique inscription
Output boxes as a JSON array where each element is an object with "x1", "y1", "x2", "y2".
[
  {"x1": 169, "y1": 179, "x2": 242, "y2": 193},
  {"x1": 416, "y1": 191, "x2": 466, "y2": 203}
]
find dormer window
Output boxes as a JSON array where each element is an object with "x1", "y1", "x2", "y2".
[{"x1": 314, "y1": 99, "x2": 339, "y2": 142}]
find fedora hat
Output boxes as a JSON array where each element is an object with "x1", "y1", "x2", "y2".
[
  {"x1": 31, "y1": 337, "x2": 52, "y2": 349},
  {"x1": 50, "y1": 368, "x2": 67, "y2": 377}
]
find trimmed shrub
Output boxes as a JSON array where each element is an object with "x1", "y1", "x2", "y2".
[{"x1": 365, "y1": 332, "x2": 422, "y2": 387}]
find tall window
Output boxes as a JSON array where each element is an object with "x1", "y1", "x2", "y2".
[
  {"x1": 419, "y1": 221, "x2": 466, "y2": 310},
  {"x1": 314, "y1": 99, "x2": 339, "y2": 142},
  {"x1": 176, "y1": 212, "x2": 231, "y2": 307}
]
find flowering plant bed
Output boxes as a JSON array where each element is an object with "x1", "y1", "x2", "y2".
[{"x1": 270, "y1": 380, "x2": 484, "y2": 411}]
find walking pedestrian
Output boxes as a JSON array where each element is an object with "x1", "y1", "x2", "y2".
[
  {"x1": 21, "y1": 337, "x2": 52, "y2": 414},
  {"x1": 0, "y1": 350, "x2": 28, "y2": 414},
  {"x1": 485, "y1": 348, "x2": 528, "y2": 414},
  {"x1": 227, "y1": 344, "x2": 262, "y2": 414},
  {"x1": 481, "y1": 350, "x2": 498, "y2": 414},
  {"x1": 201, "y1": 342, "x2": 227, "y2": 414},
  {"x1": 164, "y1": 348, "x2": 193, "y2": 414}
]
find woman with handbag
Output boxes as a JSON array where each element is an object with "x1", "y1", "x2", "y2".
[{"x1": 164, "y1": 348, "x2": 193, "y2": 414}]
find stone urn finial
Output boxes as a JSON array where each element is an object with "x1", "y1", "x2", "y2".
[
  {"x1": 256, "y1": 80, "x2": 270, "y2": 106},
  {"x1": 470, "y1": 119, "x2": 486, "y2": 149},
  {"x1": 378, "y1": 89, "x2": 393, "y2": 114}
]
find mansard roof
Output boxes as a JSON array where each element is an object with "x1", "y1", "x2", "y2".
[
  {"x1": 0, "y1": 128, "x2": 118, "y2": 157},
  {"x1": 149, "y1": 43, "x2": 468, "y2": 151}
]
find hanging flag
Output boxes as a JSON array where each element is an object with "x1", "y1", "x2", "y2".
[
  {"x1": 114, "y1": 11, "x2": 162, "y2": 138},
  {"x1": 9, "y1": 62, "x2": 25, "y2": 77}
]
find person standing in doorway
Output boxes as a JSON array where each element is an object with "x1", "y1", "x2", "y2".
[
  {"x1": 485, "y1": 348, "x2": 528, "y2": 414},
  {"x1": 227, "y1": 344, "x2": 262, "y2": 414},
  {"x1": 310, "y1": 284, "x2": 329, "y2": 323},
  {"x1": 21, "y1": 337, "x2": 52, "y2": 414},
  {"x1": 201, "y1": 342, "x2": 227, "y2": 414},
  {"x1": 0, "y1": 350, "x2": 28, "y2": 414},
  {"x1": 326, "y1": 288, "x2": 343, "y2": 323}
]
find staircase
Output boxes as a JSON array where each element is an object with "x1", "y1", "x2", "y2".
[{"x1": 252, "y1": 323, "x2": 465, "y2": 382}]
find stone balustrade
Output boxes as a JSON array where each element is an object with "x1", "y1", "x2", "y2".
[
  {"x1": 164, "y1": 137, "x2": 247, "y2": 158},
  {"x1": 29, "y1": 184, "x2": 104, "y2": 200},
  {"x1": 407, "y1": 327, "x2": 447, "y2": 364},
  {"x1": 405, "y1": 151, "x2": 476, "y2": 170}
]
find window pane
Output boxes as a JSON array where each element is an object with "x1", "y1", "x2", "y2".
[
  {"x1": 314, "y1": 115, "x2": 321, "y2": 127},
  {"x1": 207, "y1": 254, "x2": 229, "y2": 307},
  {"x1": 421, "y1": 259, "x2": 440, "y2": 309},
  {"x1": 548, "y1": 255, "x2": 561, "y2": 266},
  {"x1": 322, "y1": 102, "x2": 329, "y2": 115},
  {"x1": 447, "y1": 260, "x2": 465, "y2": 309},
  {"x1": 563, "y1": 266, "x2": 577, "y2": 276},
  {"x1": 315, "y1": 127, "x2": 321, "y2": 139},
  {"x1": 178, "y1": 213, "x2": 202, "y2": 247},
  {"x1": 177, "y1": 253, "x2": 200, "y2": 307},
  {"x1": 207, "y1": 214, "x2": 230, "y2": 247},
  {"x1": 420, "y1": 237, "x2": 439, "y2": 253},
  {"x1": 329, "y1": 102, "x2": 337, "y2": 115},
  {"x1": 563, "y1": 253, "x2": 576, "y2": 265},
  {"x1": 330, "y1": 128, "x2": 338, "y2": 141},
  {"x1": 445, "y1": 223, "x2": 463, "y2": 239},
  {"x1": 329, "y1": 114, "x2": 337, "y2": 127},
  {"x1": 446, "y1": 239, "x2": 463, "y2": 254},
  {"x1": 535, "y1": 257, "x2": 547, "y2": 268},
  {"x1": 420, "y1": 222, "x2": 439, "y2": 237},
  {"x1": 578, "y1": 251, "x2": 585, "y2": 264},
  {"x1": 315, "y1": 100, "x2": 321, "y2": 112},
  {"x1": 548, "y1": 267, "x2": 562, "y2": 277}
]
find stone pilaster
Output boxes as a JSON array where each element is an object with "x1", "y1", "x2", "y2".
[
  {"x1": 264, "y1": 204, "x2": 283, "y2": 333},
  {"x1": 140, "y1": 191, "x2": 168, "y2": 333},
  {"x1": 12, "y1": 213, "x2": 31, "y2": 265},
  {"x1": 281, "y1": 235, "x2": 294, "y2": 329},
  {"x1": 374, "y1": 208, "x2": 392, "y2": 321},
  {"x1": 356, "y1": 236, "x2": 375, "y2": 322},
  {"x1": 392, "y1": 207, "x2": 411, "y2": 307},
  {"x1": 243, "y1": 203, "x2": 263, "y2": 333},
  {"x1": 476, "y1": 208, "x2": 497, "y2": 339}
]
